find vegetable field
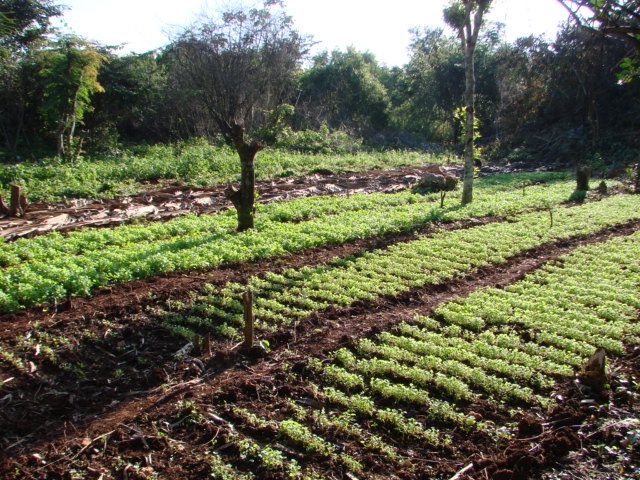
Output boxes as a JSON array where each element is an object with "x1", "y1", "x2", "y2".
[{"x1": 0, "y1": 167, "x2": 639, "y2": 479}]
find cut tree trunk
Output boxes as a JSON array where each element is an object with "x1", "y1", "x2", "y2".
[
  {"x1": 576, "y1": 164, "x2": 592, "y2": 191},
  {"x1": 9, "y1": 184, "x2": 25, "y2": 217}
]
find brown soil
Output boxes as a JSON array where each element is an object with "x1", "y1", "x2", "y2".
[
  {"x1": 0, "y1": 169, "x2": 638, "y2": 479},
  {"x1": 0, "y1": 164, "x2": 453, "y2": 241}
]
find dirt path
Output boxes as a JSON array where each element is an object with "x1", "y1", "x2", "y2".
[{"x1": 0, "y1": 164, "x2": 464, "y2": 241}]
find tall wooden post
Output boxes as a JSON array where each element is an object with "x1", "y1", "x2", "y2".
[{"x1": 242, "y1": 290, "x2": 255, "y2": 349}]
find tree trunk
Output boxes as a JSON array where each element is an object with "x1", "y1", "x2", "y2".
[
  {"x1": 459, "y1": 2, "x2": 487, "y2": 205},
  {"x1": 462, "y1": 56, "x2": 475, "y2": 205},
  {"x1": 66, "y1": 81, "x2": 82, "y2": 159},
  {"x1": 224, "y1": 123, "x2": 264, "y2": 232},
  {"x1": 56, "y1": 119, "x2": 66, "y2": 157},
  {"x1": 237, "y1": 149, "x2": 256, "y2": 231},
  {"x1": 461, "y1": 42, "x2": 476, "y2": 205}
]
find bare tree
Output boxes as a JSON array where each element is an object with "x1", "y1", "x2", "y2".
[
  {"x1": 444, "y1": 0, "x2": 493, "y2": 205},
  {"x1": 167, "y1": 1, "x2": 310, "y2": 231}
]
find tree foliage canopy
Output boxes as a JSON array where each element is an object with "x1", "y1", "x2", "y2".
[
  {"x1": 0, "y1": 0, "x2": 61, "y2": 50},
  {"x1": 558, "y1": 0, "x2": 640, "y2": 80},
  {"x1": 0, "y1": 0, "x2": 639, "y2": 182},
  {"x1": 37, "y1": 35, "x2": 106, "y2": 157},
  {"x1": 297, "y1": 48, "x2": 390, "y2": 134}
]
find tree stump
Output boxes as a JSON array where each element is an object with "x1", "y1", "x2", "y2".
[
  {"x1": 576, "y1": 165, "x2": 591, "y2": 191},
  {"x1": 5, "y1": 184, "x2": 27, "y2": 217}
]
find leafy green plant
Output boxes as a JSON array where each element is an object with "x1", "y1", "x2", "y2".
[
  {"x1": 1, "y1": 174, "x2": 602, "y2": 313},
  {"x1": 279, "y1": 419, "x2": 334, "y2": 457},
  {"x1": 157, "y1": 192, "x2": 640, "y2": 343}
]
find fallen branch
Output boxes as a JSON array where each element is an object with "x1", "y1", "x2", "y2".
[
  {"x1": 449, "y1": 462, "x2": 474, "y2": 480},
  {"x1": 11, "y1": 462, "x2": 37, "y2": 480},
  {"x1": 44, "y1": 430, "x2": 116, "y2": 468}
]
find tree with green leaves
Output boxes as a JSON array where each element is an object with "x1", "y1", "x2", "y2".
[
  {"x1": 90, "y1": 51, "x2": 168, "y2": 145},
  {"x1": 398, "y1": 27, "x2": 465, "y2": 143},
  {"x1": 0, "y1": 0, "x2": 61, "y2": 49},
  {"x1": 558, "y1": 1, "x2": 640, "y2": 81},
  {"x1": 0, "y1": 11, "x2": 12, "y2": 38},
  {"x1": 37, "y1": 35, "x2": 106, "y2": 160},
  {"x1": 297, "y1": 47, "x2": 390, "y2": 135},
  {"x1": 0, "y1": 0, "x2": 62, "y2": 156},
  {"x1": 166, "y1": 1, "x2": 310, "y2": 231},
  {"x1": 444, "y1": 0, "x2": 493, "y2": 205},
  {"x1": 558, "y1": 1, "x2": 640, "y2": 191}
]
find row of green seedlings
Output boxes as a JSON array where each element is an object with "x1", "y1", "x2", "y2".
[
  {"x1": 435, "y1": 233, "x2": 640, "y2": 357},
  {"x1": 171, "y1": 399, "x2": 389, "y2": 480},
  {"x1": 0, "y1": 171, "x2": 568, "y2": 267},
  {"x1": 259, "y1": 171, "x2": 570, "y2": 222},
  {"x1": 150, "y1": 228, "x2": 640, "y2": 479},
  {"x1": 291, "y1": 229, "x2": 640, "y2": 469},
  {"x1": 202, "y1": 394, "x2": 453, "y2": 479},
  {"x1": 2, "y1": 170, "x2": 569, "y2": 257},
  {"x1": 1, "y1": 192, "x2": 637, "y2": 380},
  {"x1": 160, "y1": 193, "x2": 640, "y2": 343},
  {"x1": 207, "y1": 399, "x2": 426, "y2": 479},
  {"x1": 0, "y1": 321, "x2": 82, "y2": 380},
  {"x1": 1, "y1": 146, "x2": 447, "y2": 203},
  {"x1": 0, "y1": 173, "x2": 581, "y2": 312},
  {"x1": 332, "y1": 228, "x2": 640, "y2": 402}
]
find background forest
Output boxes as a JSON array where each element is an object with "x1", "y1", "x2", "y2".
[{"x1": 1, "y1": 0, "x2": 639, "y2": 172}]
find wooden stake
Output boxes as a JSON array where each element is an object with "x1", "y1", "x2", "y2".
[
  {"x1": 197, "y1": 332, "x2": 212, "y2": 357},
  {"x1": 243, "y1": 290, "x2": 254, "y2": 349},
  {"x1": 204, "y1": 332, "x2": 211, "y2": 357}
]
